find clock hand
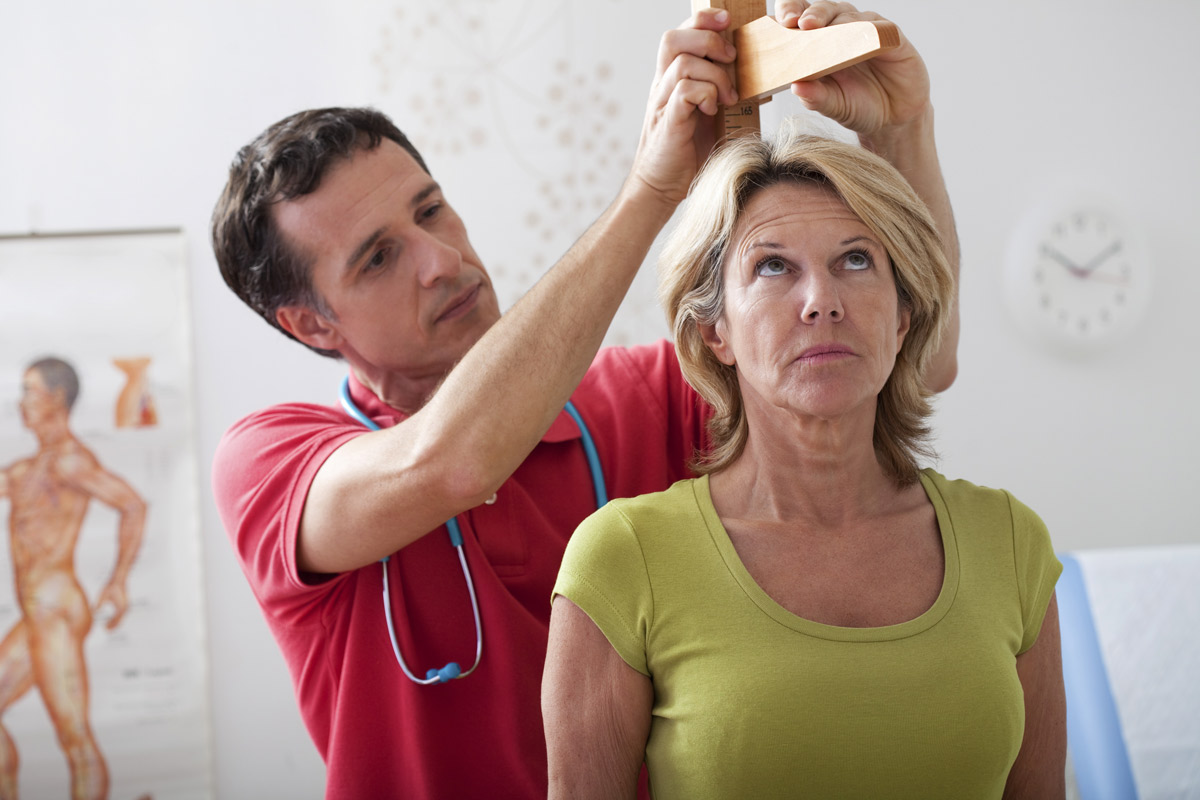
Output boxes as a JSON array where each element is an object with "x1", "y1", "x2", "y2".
[
  {"x1": 1041, "y1": 244, "x2": 1087, "y2": 277},
  {"x1": 1080, "y1": 270, "x2": 1129, "y2": 287},
  {"x1": 1080, "y1": 240, "x2": 1123, "y2": 275}
]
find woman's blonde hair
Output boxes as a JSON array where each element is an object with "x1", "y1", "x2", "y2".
[{"x1": 658, "y1": 129, "x2": 954, "y2": 484}]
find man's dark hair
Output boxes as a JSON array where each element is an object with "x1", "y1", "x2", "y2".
[
  {"x1": 28, "y1": 357, "x2": 80, "y2": 411},
  {"x1": 210, "y1": 107, "x2": 430, "y2": 358}
]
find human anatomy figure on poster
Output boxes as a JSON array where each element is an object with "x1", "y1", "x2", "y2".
[
  {"x1": 112, "y1": 358, "x2": 158, "y2": 430},
  {"x1": 0, "y1": 357, "x2": 147, "y2": 800}
]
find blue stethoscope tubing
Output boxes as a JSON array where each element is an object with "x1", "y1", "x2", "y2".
[{"x1": 338, "y1": 375, "x2": 607, "y2": 684}]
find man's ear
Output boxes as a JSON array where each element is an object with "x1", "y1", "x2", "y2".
[
  {"x1": 276, "y1": 305, "x2": 343, "y2": 353},
  {"x1": 698, "y1": 319, "x2": 736, "y2": 367}
]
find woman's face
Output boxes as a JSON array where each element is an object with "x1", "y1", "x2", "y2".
[{"x1": 701, "y1": 181, "x2": 911, "y2": 423}]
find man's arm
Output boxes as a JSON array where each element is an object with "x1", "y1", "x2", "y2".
[
  {"x1": 67, "y1": 456, "x2": 147, "y2": 628},
  {"x1": 777, "y1": 0, "x2": 960, "y2": 390},
  {"x1": 297, "y1": 10, "x2": 739, "y2": 574}
]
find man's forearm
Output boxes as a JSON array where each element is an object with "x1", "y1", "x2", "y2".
[
  {"x1": 861, "y1": 106, "x2": 959, "y2": 268},
  {"x1": 425, "y1": 179, "x2": 680, "y2": 494},
  {"x1": 861, "y1": 105, "x2": 960, "y2": 390}
]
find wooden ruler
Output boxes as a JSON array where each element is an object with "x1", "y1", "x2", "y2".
[
  {"x1": 735, "y1": 17, "x2": 899, "y2": 101},
  {"x1": 689, "y1": 2, "x2": 900, "y2": 139},
  {"x1": 692, "y1": 0, "x2": 767, "y2": 140}
]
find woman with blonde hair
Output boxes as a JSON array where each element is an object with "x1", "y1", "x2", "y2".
[{"x1": 543, "y1": 130, "x2": 1065, "y2": 799}]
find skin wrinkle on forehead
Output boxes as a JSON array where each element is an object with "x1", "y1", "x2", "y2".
[
  {"x1": 741, "y1": 234, "x2": 881, "y2": 264},
  {"x1": 732, "y1": 186, "x2": 868, "y2": 255}
]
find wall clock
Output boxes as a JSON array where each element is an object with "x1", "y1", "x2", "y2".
[{"x1": 1004, "y1": 190, "x2": 1151, "y2": 352}]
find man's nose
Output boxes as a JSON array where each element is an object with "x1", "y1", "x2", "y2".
[{"x1": 416, "y1": 232, "x2": 464, "y2": 288}]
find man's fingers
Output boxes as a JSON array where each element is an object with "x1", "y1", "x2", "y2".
[
  {"x1": 686, "y1": 7, "x2": 732, "y2": 34},
  {"x1": 650, "y1": 52, "x2": 738, "y2": 112},
  {"x1": 789, "y1": 76, "x2": 830, "y2": 110},
  {"x1": 796, "y1": 1, "x2": 882, "y2": 30},
  {"x1": 666, "y1": 78, "x2": 724, "y2": 121},
  {"x1": 657, "y1": 24, "x2": 735, "y2": 78},
  {"x1": 774, "y1": 0, "x2": 811, "y2": 28}
]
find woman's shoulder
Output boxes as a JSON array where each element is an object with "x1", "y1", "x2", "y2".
[
  {"x1": 608, "y1": 476, "x2": 702, "y2": 511},
  {"x1": 921, "y1": 468, "x2": 1032, "y2": 514},
  {"x1": 574, "y1": 478, "x2": 709, "y2": 548},
  {"x1": 920, "y1": 468, "x2": 1048, "y2": 546}
]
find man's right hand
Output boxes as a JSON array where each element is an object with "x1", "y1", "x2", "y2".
[{"x1": 627, "y1": 8, "x2": 739, "y2": 208}]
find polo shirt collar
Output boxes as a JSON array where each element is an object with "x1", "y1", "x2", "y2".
[{"x1": 343, "y1": 372, "x2": 583, "y2": 443}]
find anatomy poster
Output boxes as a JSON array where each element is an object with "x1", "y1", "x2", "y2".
[{"x1": 0, "y1": 231, "x2": 212, "y2": 799}]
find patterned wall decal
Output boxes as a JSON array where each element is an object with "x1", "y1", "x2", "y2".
[{"x1": 369, "y1": 0, "x2": 671, "y2": 345}]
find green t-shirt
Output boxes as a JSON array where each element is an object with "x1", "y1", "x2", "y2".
[{"x1": 554, "y1": 469, "x2": 1061, "y2": 800}]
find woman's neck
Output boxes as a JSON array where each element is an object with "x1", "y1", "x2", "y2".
[{"x1": 708, "y1": 403, "x2": 902, "y2": 532}]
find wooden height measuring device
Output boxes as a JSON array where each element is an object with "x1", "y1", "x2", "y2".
[{"x1": 692, "y1": 0, "x2": 900, "y2": 139}]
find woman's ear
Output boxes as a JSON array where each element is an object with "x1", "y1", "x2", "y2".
[
  {"x1": 276, "y1": 305, "x2": 344, "y2": 353},
  {"x1": 699, "y1": 319, "x2": 736, "y2": 366},
  {"x1": 894, "y1": 304, "x2": 912, "y2": 355}
]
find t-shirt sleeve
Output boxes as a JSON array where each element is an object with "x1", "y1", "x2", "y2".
[
  {"x1": 553, "y1": 502, "x2": 653, "y2": 676},
  {"x1": 1007, "y1": 491, "x2": 1063, "y2": 654}
]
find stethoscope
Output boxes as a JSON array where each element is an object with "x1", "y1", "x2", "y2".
[{"x1": 338, "y1": 375, "x2": 608, "y2": 685}]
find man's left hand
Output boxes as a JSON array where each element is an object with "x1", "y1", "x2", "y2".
[{"x1": 774, "y1": 0, "x2": 931, "y2": 137}]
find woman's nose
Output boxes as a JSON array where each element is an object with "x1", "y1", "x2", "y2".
[{"x1": 799, "y1": 273, "x2": 843, "y2": 322}]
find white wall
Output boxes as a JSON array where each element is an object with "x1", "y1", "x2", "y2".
[{"x1": 3, "y1": 1, "x2": 1196, "y2": 797}]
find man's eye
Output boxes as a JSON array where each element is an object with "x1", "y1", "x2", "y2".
[
  {"x1": 755, "y1": 257, "x2": 787, "y2": 277},
  {"x1": 366, "y1": 248, "x2": 390, "y2": 271},
  {"x1": 844, "y1": 251, "x2": 871, "y2": 271},
  {"x1": 421, "y1": 202, "x2": 442, "y2": 221}
]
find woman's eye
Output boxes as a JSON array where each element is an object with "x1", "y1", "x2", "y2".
[
  {"x1": 844, "y1": 251, "x2": 871, "y2": 271},
  {"x1": 755, "y1": 257, "x2": 788, "y2": 277}
]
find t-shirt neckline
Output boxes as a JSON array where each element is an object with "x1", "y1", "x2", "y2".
[{"x1": 692, "y1": 469, "x2": 961, "y2": 643}]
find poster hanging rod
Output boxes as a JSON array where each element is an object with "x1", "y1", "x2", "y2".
[{"x1": 0, "y1": 226, "x2": 182, "y2": 241}]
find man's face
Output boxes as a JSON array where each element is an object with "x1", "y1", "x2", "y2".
[
  {"x1": 19, "y1": 369, "x2": 65, "y2": 430},
  {"x1": 272, "y1": 140, "x2": 501, "y2": 408}
]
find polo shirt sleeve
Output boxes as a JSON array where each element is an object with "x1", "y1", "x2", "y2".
[
  {"x1": 1007, "y1": 491, "x2": 1063, "y2": 655},
  {"x1": 212, "y1": 404, "x2": 363, "y2": 623},
  {"x1": 553, "y1": 501, "x2": 653, "y2": 676}
]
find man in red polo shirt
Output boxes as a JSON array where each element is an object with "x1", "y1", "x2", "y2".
[{"x1": 211, "y1": 3, "x2": 960, "y2": 797}]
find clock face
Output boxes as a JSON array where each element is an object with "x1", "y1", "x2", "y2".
[{"x1": 1005, "y1": 196, "x2": 1150, "y2": 351}]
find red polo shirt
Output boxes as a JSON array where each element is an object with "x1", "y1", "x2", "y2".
[{"x1": 212, "y1": 340, "x2": 707, "y2": 798}]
